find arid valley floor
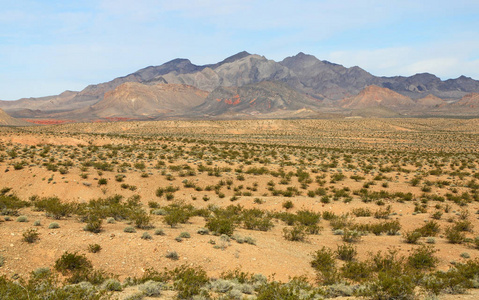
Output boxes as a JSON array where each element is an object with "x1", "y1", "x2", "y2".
[{"x1": 1, "y1": 118, "x2": 479, "y2": 299}]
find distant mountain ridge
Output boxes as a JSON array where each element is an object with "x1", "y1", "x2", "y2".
[
  {"x1": 1, "y1": 51, "x2": 479, "y2": 121},
  {"x1": 55, "y1": 51, "x2": 479, "y2": 106}
]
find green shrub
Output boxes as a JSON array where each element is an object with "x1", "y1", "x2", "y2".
[
  {"x1": 255, "y1": 277, "x2": 317, "y2": 300},
  {"x1": 445, "y1": 226, "x2": 465, "y2": 244},
  {"x1": 352, "y1": 207, "x2": 371, "y2": 217},
  {"x1": 416, "y1": 220, "x2": 440, "y2": 237},
  {"x1": 362, "y1": 271, "x2": 415, "y2": 300},
  {"x1": 22, "y1": 229, "x2": 39, "y2": 243},
  {"x1": 131, "y1": 210, "x2": 151, "y2": 229},
  {"x1": 311, "y1": 246, "x2": 338, "y2": 285},
  {"x1": 98, "y1": 178, "x2": 107, "y2": 185},
  {"x1": 407, "y1": 245, "x2": 438, "y2": 270},
  {"x1": 403, "y1": 230, "x2": 422, "y2": 244},
  {"x1": 283, "y1": 224, "x2": 307, "y2": 242},
  {"x1": 170, "y1": 265, "x2": 209, "y2": 299},
  {"x1": 336, "y1": 243, "x2": 357, "y2": 261},
  {"x1": 282, "y1": 200, "x2": 293, "y2": 209},
  {"x1": 295, "y1": 209, "x2": 321, "y2": 226},
  {"x1": 83, "y1": 214, "x2": 103, "y2": 233},
  {"x1": 453, "y1": 220, "x2": 473, "y2": 232},
  {"x1": 33, "y1": 196, "x2": 73, "y2": 219},
  {"x1": 206, "y1": 216, "x2": 235, "y2": 236},
  {"x1": 54, "y1": 251, "x2": 92, "y2": 275},
  {"x1": 163, "y1": 205, "x2": 191, "y2": 228},
  {"x1": 341, "y1": 260, "x2": 373, "y2": 283}
]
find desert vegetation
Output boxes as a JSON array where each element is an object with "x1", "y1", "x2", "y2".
[{"x1": 1, "y1": 118, "x2": 479, "y2": 299}]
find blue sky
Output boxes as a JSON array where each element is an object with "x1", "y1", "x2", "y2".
[{"x1": 1, "y1": 0, "x2": 479, "y2": 100}]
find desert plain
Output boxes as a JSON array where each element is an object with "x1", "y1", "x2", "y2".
[{"x1": 1, "y1": 118, "x2": 479, "y2": 299}]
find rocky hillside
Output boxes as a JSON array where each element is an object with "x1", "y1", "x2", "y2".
[
  {"x1": 193, "y1": 81, "x2": 321, "y2": 118},
  {"x1": 0, "y1": 109, "x2": 31, "y2": 126},
  {"x1": 66, "y1": 82, "x2": 208, "y2": 120},
  {"x1": 453, "y1": 93, "x2": 479, "y2": 108},
  {"x1": 341, "y1": 85, "x2": 416, "y2": 109}
]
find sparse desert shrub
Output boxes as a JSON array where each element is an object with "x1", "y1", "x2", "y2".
[
  {"x1": 407, "y1": 245, "x2": 438, "y2": 270},
  {"x1": 16, "y1": 216, "x2": 28, "y2": 222},
  {"x1": 48, "y1": 222, "x2": 60, "y2": 229},
  {"x1": 283, "y1": 224, "x2": 307, "y2": 242},
  {"x1": 282, "y1": 200, "x2": 293, "y2": 209},
  {"x1": 445, "y1": 226, "x2": 465, "y2": 244},
  {"x1": 54, "y1": 251, "x2": 92, "y2": 275},
  {"x1": 341, "y1": 260, "x2": 373, "y2": 283},
  {"x1": 432, "y1": 211, "x2": 443, "y2": 220},
  {"x1": 295, "y1": 209, "x2": 321, "y2": 226},
  {"x1": 33, "y1": 220, "x2": 41, "y2": 226},
  {"x1": 138, "y1": 280, "x2": 163, "y2": 296},
  {"x1": 342, "y1": 230, "x2": 362, "y2": 243},
  {"x1": 403, "y1": 230, "x2": 422, "y2": 244},
  {"x1": 83, "y1": 214, "x2": 103, "y2": 233},
  {"x1": 352, "y1": 207, "x2": 371, "y2": 217},
  {"x1": 155, "y1": 229, "x2": 165, "y2": 236},
  {"x1": 170, "y1": 265, "x2": 209, "y2": 299},
  {"x1": 22, "y1": 229, "x2": 39, "y2": 243},
  {"x1": 141, "y1": 232, "x2": 152, "y2": 240},
  {"x1": 474, "y1": 236, "x2": 479, "y2": 249},
  {"x1": 166, "y1": 251, "x2": 179, "y2": 260},
  {"x1": 416, "y1": 220, "x2": 440, "y2": 237},
  {"x1": 162, "y1": 204, "x2": 191, "y2": 228},
  {"x1": 361, "y1": 271, "x2": 415, "y2": 300},
  {"x1": 33, "y1": 196, "x2": 73, "y2": 219},
  {"x1": 336, "y1": 243, "x2": 357, "y2": 261},
  {"x1": 206, "y1": 216, "x2": 235, "y2": 236},
  {"x1": 131, "y1": 210, "x2": 151, "y2": 229},
  {"x1": 197, "y1": 227, "x2": 209, "y2": 235},
  {"x1": 322, "y1": 211, "x2": 336, "y2": 220},
  {"x1": 124, "y1": 226, "x2": 136, "y2": 233},
  {"x1": 102, "y1": 278, "x2": 122, "y2": 291},
  {"x1": 244, "y1": 236, "x2": 256, "y2": 245},
  {"x1": 98, "y1": 178, "x2": 107, "y2": 185},
  {"x1": 453, "y1": 219, "x2": 473, "y2": 232},
  {"x1": 88, "y1": 243, "x2": 102, "y2": 253},
  {"x1": 310, "y1": 246, "x2": 338, "y2": 285},
  {"x1": 179, "y1": 232, "x2": 190, "y2": 238}
]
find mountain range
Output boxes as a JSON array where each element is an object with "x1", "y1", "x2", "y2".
[{"x1": 1, "y1": 51, "x2": 479, "y2": 124}]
